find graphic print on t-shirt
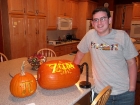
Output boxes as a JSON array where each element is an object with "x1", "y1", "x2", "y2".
[{"x1": 91, "y1": 41, "x2": 118, "y2": 50}]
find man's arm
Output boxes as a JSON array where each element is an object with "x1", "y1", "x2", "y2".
[
  {"x1": 73, "y1": 51, "x2": 85, "y2": 65},
  {"x1": 127, "y1": 58, "x2": 137, "y2": 91}
]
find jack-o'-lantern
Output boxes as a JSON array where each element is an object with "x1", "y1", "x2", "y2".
[
  {"x1": 37, "y1": 60, "x2": 80, "y2": 89},
  {"x1": 10, "y1": 61, "x2": 37, "y2": 98}
]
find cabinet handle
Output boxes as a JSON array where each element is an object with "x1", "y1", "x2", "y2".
[
  {"x1": 36, "y1": 10, "x2": 39, "y2": 14},
  {"x1": 24, "y1": 8, "x2": 25, "y2": 13},
  {"x1": 36, "y1": 30, "x2": 38, "y2": 34}
]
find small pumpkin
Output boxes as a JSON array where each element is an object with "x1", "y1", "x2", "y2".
[
  {"x1": 10, "y1": 61, "x2": 37, "y2": 98},
  {"x1": 37, "y1": 60, "x2": 80, "y2": 89}
]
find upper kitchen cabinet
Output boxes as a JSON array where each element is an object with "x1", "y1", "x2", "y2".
[
  {"x1": 114, "y1": 4, "x2": 133, "y2": 30},
  {"x1": 114, "y1": 5, "x2": 123, "y2": 29},
  {"x1": 8, "y1": 0, "x2": 25, "y2": 14},
  {"x1": 71, "y1": 1, "x2": 78, "y2": 29},
  {"x1": 46, "y1": 0, "x2": 58, "y2": 30},
  {"x1": 1, "y1": 0, "x2": 46, "y2": 59},
  {"x1": 132, "y1": 3, "x2": 140, "y2": 20},
  {"x1": 8, "y1": 0, "x2": 46, "y2": 16},
  {"x1": 35, "y1": 0, "x2": 46, "y2": 16},
  {"x1": 76, "y1": 1, "x2": 97, "y2": 39},
  {"x1": 123, "y1": 5, "x2": 133, "y2": 29},
  {"x1": 87, "y1": 1, "x2": 97, "y2": 19},
  {"x1": 58, "y1": 0, "x2": 72, "y2": 17}
]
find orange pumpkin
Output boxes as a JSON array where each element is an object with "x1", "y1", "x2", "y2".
[
  {"x1": 10, "y1": 71, "x2": 37, "y2": 98},
  {"x1": 37, "y1": 60, "x2": 80, "y2": 89}
]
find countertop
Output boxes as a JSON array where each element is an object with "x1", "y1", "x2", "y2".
[
  {"x1": 0, "y1": 53, "x2": 93, "y2": 105},
  {"x1": 48, "y1": 40, "x2": 80, "y2": 46}
]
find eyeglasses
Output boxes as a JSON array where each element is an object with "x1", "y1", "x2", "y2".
[{"x1": 93, "y1": 17, "x2": 108, "y2": 23}]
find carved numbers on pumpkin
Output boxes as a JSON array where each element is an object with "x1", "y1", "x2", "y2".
[
  {"x1": 47, "y1": 61, "x2": 75, "y2": 74},
  {"x1": 20, "y1": 80, "x2": 34, "y2": 95}
]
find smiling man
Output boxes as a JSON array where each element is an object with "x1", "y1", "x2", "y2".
[{"x1": 73, "y1": 7, "x2": 138, "y2": 105}]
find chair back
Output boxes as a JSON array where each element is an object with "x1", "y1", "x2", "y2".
[
  {"x1": 0, "y1": 52, "x2": 8, "y2": 62},
  {"x1": 91, "y1": 85, "x2": 112, "y2": 105},
  {"x1": 37, "y1": 48, "x2": 56, "y2": 57}
]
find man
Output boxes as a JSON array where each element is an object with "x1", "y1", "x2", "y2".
[{"x1": 73, "y1": 7, "x2": 138, "y2": 105}]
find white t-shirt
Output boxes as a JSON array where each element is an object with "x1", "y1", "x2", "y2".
[{"x1": 77, "y1": 29, "x2": 138, "y2": 95}]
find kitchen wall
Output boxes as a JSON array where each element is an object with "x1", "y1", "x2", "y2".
[{"x1": 47, "y1": 30, "x2": 77, "y2": 41}]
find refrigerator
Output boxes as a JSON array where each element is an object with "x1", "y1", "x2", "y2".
[{"x1": 86, "y1": 11, "x2": 114, "y2": 32}]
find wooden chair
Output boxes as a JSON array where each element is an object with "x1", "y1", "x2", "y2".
[
  {"x1": 37, "y1": 48, "x2": 56, "y2": 57},
  {"x1": 91, "y1": 85, "x2": 112, "y2": 105},
  {"x1": 0, "y1": 52, "x2": 8, "y2": 62}
]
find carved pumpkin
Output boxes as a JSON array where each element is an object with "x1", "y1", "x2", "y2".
[
  {"x1": 37, "y1": 60, "x2": 80, "y2": 89},
  {"x1": 10, "y1": 63, "x2": 37, "y2": 98}
]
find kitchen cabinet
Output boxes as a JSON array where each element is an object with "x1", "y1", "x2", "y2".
[
  {"x1": 75, "y1": 91, "x2": 91, "y2": 105},
  {"x1": 87, "y1": 1, "x2": 97, "y2": 19},
  {"x1": 132, "y1": 3, "x2": 140, "y2": 19},
  {"x1": 47, "y1": 42, "x2": 79, "y2": 56},
  {"x1": 58, "y1": 0, "x2": 72, "y2": 17},
  {"x1": 1, "y1": 0, "x2": 46, "y2": 59},
  {"x1": 46, "y1": 0, "x2": 58, "y2": 30},
  {"x1": 35, "y1": 0, "x2": 47, "y2": 16},
  {"x1": 26, "y1": 16, "x2": 46, "y2": 56},
  {"x1": 135, "y1": 72, "x2": 140, "y2": 105},
  {"x1": 77, "y1": 1, "x2": 97, "y2": 39},
  {"x1": 36, "y1": 16, "x2": 47, "y2": 51},
  {"x1": 9, "y1": 15, "x2": 27, "y2": 58},
  {"x1": 114, "y1": 5, "x2": 123, "y2": 29},
  {"x1": 65, "y1": 43, "x2": 78, "y2": 54},
  {"x1": 8, "y1": 0, "x2": 46, "y2": 16},
  {"x1": 71, "y1": 1, "x2": 78, "y2": 29},
  {"x1": 114, "y1": 4, "x2": 133, "y2": 30},
  {"x1": 5, "y1": 15, "x2": 46, "y2": 59},
  {"x1": 48, "y1": 45, "x2": 66, "y2": 56}
]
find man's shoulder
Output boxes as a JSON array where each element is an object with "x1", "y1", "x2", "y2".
[
  {"x1": 112, "y1": 29, "x2": 126, "y2": 34},
  {"x1": 86, "y1": 29, "x2": 96, "y2": 36}
]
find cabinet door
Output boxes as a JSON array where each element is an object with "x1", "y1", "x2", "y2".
[
  {"x1": 58, "y1": 0, "x2": 65, "y2": 17},
  {"x1": 132, "y1": 3, "x2": 140, "y2": 19},
  {"x1": 123, "y1": 5, "x2": 133, "y2": 30},
  {"x1": 58, "y1": 0, "x2": 72, "y2": 17},
  {"x1": 71, "y1": 1, "x2": 78, "y2": 28},
  {"x1": 135, "y1": 82, "x2": 140, "y2": 105},
  {"x1": 65, "y1": 0, "x2": 72, "y2": 17},
  {"x1": 8, "y1": 0, "x2": 25, "y2": 14},
  {"x1": 36, "y1": 16, "x2": 46, "y2": 51},
  {"x1": 9, "y1": 15, "x2": 26, "y2": 59},
  {"x1": 36, "y1": 0, "x2": 46, "y2": 16},
  {"x1": 47, "y1": 0, "x2": 58, "y2": 30},
  {"x1": 26, "y1": 0, "x2": 36, "y2": 15},
  {"x1": 114, "y1": 5, "x2": 123, "y2": 29},
  {"x1": 26, "y1": 16, "x2": 37, "y2": 56},
  {"x1": 87, "y1": 1, "x2": 97, "y2": 19}
]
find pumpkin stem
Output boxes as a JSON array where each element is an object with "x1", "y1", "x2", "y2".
[{"x1": 21, "y1": 61, "x2": 25, "y2": 76}]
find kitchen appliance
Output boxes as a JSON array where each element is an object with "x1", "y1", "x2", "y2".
[
  {"x1": 48, "y1": 40, "x2": 61, "y2": 45},
  {"x1": 57, "y1": 17, "x2": 72, "y2": 30},
  {"x1": 130, "y1": 21, "x2": 140, "y2": 43},
  {"x1": 66, "y1": 33, "x2": 73, "y2": 41}
]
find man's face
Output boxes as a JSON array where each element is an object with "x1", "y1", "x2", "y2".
[{"x1": 91, "y1": 11, "x2": 112, "y2": 36}]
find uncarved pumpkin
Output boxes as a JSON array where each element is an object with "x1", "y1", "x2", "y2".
[
  {"x1": 10, "y1": 72, "x2": 37, "y2": 98},
  {"x1": 37, "y1": 60, "x2": 80, "y2": 89}
]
